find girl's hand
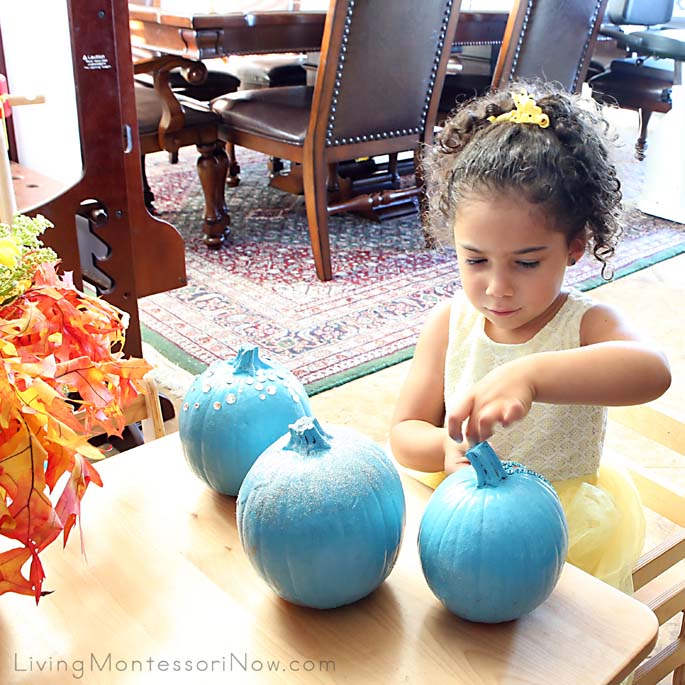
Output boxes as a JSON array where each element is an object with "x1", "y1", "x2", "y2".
[
  {"x1": 446, "y1": 360, "x2": 535, "y2": 444},
  {"x1": 443, "y1": 432, "x2": 472, "y2": 475}
]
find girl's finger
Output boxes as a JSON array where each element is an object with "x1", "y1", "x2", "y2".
[{"x1": 446, "y1": 395, "x2": 474, "y2": 442}]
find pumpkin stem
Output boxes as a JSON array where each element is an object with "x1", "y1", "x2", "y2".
[
  {"x1": 286, "y1": 416, "x2": 331, "y2": 456},
  {"x1": 466, "y1": 442, "x2": 508, "y2": 488},
  {"x1": 233, "y1": 345, "x2": 268, "y2": 374}
]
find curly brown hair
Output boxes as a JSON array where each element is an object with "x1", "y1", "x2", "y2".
[{"x1": 424, "y1": 81, "x2": 623, "y2": 278}]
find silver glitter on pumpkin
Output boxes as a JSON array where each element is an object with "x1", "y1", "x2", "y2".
[
  {"x1": 226, "y1": 394, "x2": 237, "y2": 404},
  {"x1": 202, "y1": 383, "x2": 211, "y2": 393},
  {"x1": 245, "y1": 378, "x2": 254, "y2": 385},
  {"x1": 266, "y1": 386, "x2": 276, "y2": 395},
  {"x1": 183, "y1": 403, "x2": 189, "y2": 411},
  {"x1": 193, "y1": 402, "x2": 200, "y2": 409},
  {"x1": 259, "y1": 394, "x2": 266, "y2": 400},
  {"x1": 213, "y1": 401, "x2": 222, "y2": 410},
  {"x1": 255, "y1": 382, "x2": 264, "y2": 391}
]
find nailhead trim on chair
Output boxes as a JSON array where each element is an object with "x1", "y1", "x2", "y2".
[
  {"x1": 509, "y1": 0, "x2": 604, "y2": 92},
  {"x1": 326, "y1": 0, "x2": 454, "y2": 146}
]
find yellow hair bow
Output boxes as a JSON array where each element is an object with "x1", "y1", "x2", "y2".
[{"x1": 487, "y1": 89, "x2": 550, "y2": 128}]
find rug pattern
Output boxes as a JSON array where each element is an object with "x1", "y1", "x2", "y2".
[{"x1": 140, "y1": 140, "x2": 684, "y2": 393}]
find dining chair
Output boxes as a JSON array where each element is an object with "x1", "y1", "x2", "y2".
[
  {"x1": 134, "y1": 55, "x2": 236, "y2": 247},
  {"x1": 211, "y1": 0, "x2": 463, "y2": 281},
  {"x1": 607, "y1": 404, "x2": 685, "y2": 685},
  {"x1": 493, "y1": 0, "x2": 609, "y2": 91},
  {"x1": 438, "y1": 0, "x2": 609, "y2": 120},
  {"x1": 588, "y1": 0, "x2": 682, "y2": 160}
]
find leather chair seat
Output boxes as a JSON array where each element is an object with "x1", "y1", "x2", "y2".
[
  {"x1": 590, "y1": 69, "x2": 673, "y2": 111},
  {"x1": 168, "y1": 70, "x2": 240, "y2": 102},
  {"x1": 590, "y1": 56, "x2": 674, "y2": 111},
  {"x1": 212, "y1": 86, "x2": 313, "y2": 146},
  {"x1": 610, "y1": 56, "x2": 675, "y2": 79},
  {"x1": 225, "y1": 54, "x2": 307, "y2": 89},
  {"x1": 135, "y1": 83, "x2": 219, "y2": 137}
]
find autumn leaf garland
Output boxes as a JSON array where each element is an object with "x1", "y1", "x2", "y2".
[{"x1": 0, "y1": 216, "x2": 151, "y2": 602}]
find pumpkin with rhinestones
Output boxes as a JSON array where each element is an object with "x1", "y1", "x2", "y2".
[
  {"x1": 418, "y1": 442, "x2": 568, "y2": 623},
  {"x1": 179, "y1": 345, "x2": 311, "y2": 496},
  {"x1": 237, "y1": 416, "x2": 406, "y2": 609}
]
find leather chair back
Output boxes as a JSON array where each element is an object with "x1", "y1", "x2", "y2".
[
  {"x1": 606, "y1": 0, "x2": 673, "y2": 26},
  {"x1": 493, "y1": 0, "x2": 609, "y2": 93},
  {"x1": 311, "y1": 0, "x2": 462, "y2": 152}
]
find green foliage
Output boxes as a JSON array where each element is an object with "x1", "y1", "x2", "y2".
[{"x1": 0, "y1": 214, "x2": 57, "y2": 305}]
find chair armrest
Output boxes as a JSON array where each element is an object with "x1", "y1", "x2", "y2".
[
  {"x1": 600, "y1": 24, "x2": 630, "y2": 43},
  {"x1": 134, "y1": 56, "x2": 209, "y2": 146},
  {"x1": 133, "y1": 54, "x2": 209, "y2": 85}
]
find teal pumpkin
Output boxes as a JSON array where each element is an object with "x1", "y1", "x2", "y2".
[
  {"x1": 418, "y1": 442, "x2": 568, "y2": 623},
  {"x1": 237, "y1": 417, "x2": 406, "y2": 609},
  {"x1": 179, "y1": 345, "x2": 311, "y2": 495}
]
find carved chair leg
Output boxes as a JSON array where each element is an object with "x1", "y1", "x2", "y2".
[
  {"x1": 197, "y1": 141, "x2": 230, "y2": 248},
  {"x1": 303, "y1": 150, "x2": 333, "y2": 281},
  {"x1": 226, "y1": 141, "x2": 241, "y2": 187},
  {"x1": 635, "y1": 108, "x2": 653, "y2": 161},
  {"x1": 140, "y1": 155, "x2": 155, "y2": 212}
]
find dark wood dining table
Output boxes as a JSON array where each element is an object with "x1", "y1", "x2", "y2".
[{"x1": 128, "y1": 1, "x2": 509, "y2": 60}]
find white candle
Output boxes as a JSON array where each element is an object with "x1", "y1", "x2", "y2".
[
  {"x1": 0, "y1": 125, "x2": 17, "y2": 226},
  {"x1": 0, "y1": 94, "x2": 45, "y2": 225}
]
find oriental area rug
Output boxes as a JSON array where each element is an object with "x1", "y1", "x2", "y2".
[{"x1": 139, "y1": 119, "x2": 685, "y2": 395}]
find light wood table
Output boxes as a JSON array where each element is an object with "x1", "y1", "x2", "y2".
[{"x1": 0, "y1": 433, "x2": 657, "y2": 684}]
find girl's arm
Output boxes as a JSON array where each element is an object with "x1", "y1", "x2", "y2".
[
  {"x1": 389, "y1": 301, "x2": 453, "y2": 472},
  {"x1": 446, "y1": 303, "x2": 672, "y2": 444}
]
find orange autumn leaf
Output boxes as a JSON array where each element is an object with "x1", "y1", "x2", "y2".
[
  {"x1": 0, "y1": 547, "x2": 34, "y2": 597},
  {"x1": 0, "y1": 253, "x2": 152, "y2": 602}
]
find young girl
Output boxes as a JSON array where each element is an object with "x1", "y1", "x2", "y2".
[{"x1": 390, "y1": 82, "x2": 671, "y2": 594}]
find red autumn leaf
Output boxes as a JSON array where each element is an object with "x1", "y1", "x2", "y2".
[{"x1": 55, "y1": 454, "x2": 102, "y2": 550}]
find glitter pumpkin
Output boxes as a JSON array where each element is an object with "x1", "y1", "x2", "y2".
[
  {"x1": 237, "y1": 417, "x2": 406, "y2": 609},
  {"x1": 418, "y1": 441, "x2": 568, "y2": 623},
  {"x1": 179, "y1": 345, "x2": 311, "y2": 496}
]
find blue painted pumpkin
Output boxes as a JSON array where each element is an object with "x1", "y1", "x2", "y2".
[
  {"x1": 179, "y1": 345, "x2": 311, "y2": 496},
  {"x1": 237, "y1": 417, "x2": 406, "y2": 609},
  {"x1": 418, "y1": 442, "x2": 568, "y2": 623}
]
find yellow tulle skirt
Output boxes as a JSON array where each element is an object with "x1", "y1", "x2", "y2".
[{"x1": 397, "y1": 454, "x2": 645, "y2": 594}]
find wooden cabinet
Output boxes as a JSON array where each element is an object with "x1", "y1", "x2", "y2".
[{"x1": 4, "y1": 0, "x2": 186, "y2": 357}]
